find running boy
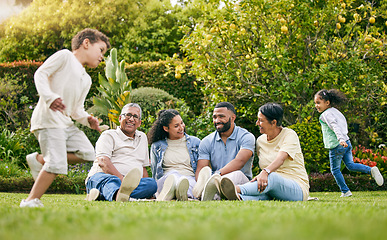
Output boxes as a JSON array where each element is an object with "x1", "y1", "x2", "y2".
[
  {"x1": 21, "y1": 28, "x2": 111, "y2": 207},
  {"x1": 314, "y1": 89, "x2": 384, "y2": 197}
]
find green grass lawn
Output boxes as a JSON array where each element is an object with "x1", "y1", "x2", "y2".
[{"x1": 1, "y1": 191, "x2": 386, "y2": 240}]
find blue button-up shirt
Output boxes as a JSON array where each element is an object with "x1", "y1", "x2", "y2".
[{"x1": 198, "y1": 125, "x2": 255, "y2": 179}]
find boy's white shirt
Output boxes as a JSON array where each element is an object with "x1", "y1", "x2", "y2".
[{"x1": 30, "y1": 49, "x2": 91, "y2": 131}]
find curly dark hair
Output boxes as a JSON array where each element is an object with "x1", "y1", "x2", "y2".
[
  {"x1": 147, "y1": 109, "x2": 181, "y2": 144},
  {"x1": 315, "y1": 89, "x2": 347, "y2": 107}
]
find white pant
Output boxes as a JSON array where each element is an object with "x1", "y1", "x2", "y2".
[
  {"x1": 34, "y1": 125, "x2": 95, "y2": 174},
  {"x1": 156, "y1": 170, "x2": 196, "y2": 199},
  {"x1": 223, "y1": 170, "x2": 250, "y2": 185}
]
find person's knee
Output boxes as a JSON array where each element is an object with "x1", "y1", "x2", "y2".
[
  {"x1": 345, "y1": 162, "x2": 357, "y2": 171},
  {"x1": 224, "y1": 170, "x2": 248, "y2": 185},
  {"x1": 267, "y1": 172, "x2": 281, "y2": 189}
]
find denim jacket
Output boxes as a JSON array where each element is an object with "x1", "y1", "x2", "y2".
[{"x1": 150, "y1": 133, "x2": 201, "y2": 180}]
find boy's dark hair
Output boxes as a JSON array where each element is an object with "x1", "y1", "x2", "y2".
[
  {"x1": 259, "y1": 102, "x2": 284, "y2": 126},
  {"x1": 315, "y1": 89, "x2": 347, "y2": 107},
  {"x1": 71, "y1": 28, "x2": 111, "y2": 51},
  {"x1": 214, "y1": 102, "x2": 236, "y2": 115}
]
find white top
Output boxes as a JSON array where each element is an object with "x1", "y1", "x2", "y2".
[
  {"x1": 319, "y1": 107, "x2": 349, "y2": 143},
  {"x1": 163, "y1": 136, "x2": 194, "y2": 177},
  {"x1": 87, "y1": 128, "x2": 150, "y2": 179},
  {"x1": 31, "y1": 49, "x2": 91, "y2": 131},
  {"x1": 257, "y1": 128, "x2": 310, "y2": 200}
]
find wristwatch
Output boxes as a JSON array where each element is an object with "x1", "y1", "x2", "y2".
[{"x1": 263, "y1": 168, "x2": 271, "y2": 174}]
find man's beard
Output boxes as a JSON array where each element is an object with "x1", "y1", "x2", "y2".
[{"x1": 214, "y1": 118, "x2": 231, "y2": 133}]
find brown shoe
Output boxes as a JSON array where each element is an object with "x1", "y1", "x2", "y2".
[
  {"x1": 116, "y1": 168, "x2": 142, "y2": 202},
  {"x1": 220, "y1": 177, "x2": 241, "y2": 201}
]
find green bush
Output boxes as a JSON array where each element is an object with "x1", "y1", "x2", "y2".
[
  {"x1": 0, "y1": 161, "x2": 28, "y2": 178},
  {"x1": 0, "y1": 129, "x2": 23, "y2": 163},
  {"x1": 0, "y1": 72, "x2": 34, "y2": 130},
  {"x1": 127, "y1": 61, "x2": 204, "y2": 115},
  {"x1": 0, "y1": 127, "x2": 40, "y2": 168},
  {"x1": 0, "y1": 175, "x2": 86, "y2": 194},
  {"x1": 288, "y1": 120, "x2": 329, "y2": 174},
  {"x1": 130, "y1": 87, "x2": 191, "y2": 134},
  {"x1": 309, "y1": 173, "x2": 387, "y2": 192},
  {"x1": 0, "y1": 61, "x2": 41, "y2": 105}
]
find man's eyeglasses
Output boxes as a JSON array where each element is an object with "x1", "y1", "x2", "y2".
[{"x1": 121, "y1": 113, "x2": 140, "y2": 120}]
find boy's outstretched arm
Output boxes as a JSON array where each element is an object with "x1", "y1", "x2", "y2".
[{"x1": 88, "y1": 116, "x2": 101, "y2": 132}]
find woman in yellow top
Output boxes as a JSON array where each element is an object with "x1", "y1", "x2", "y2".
[{"x1": 220, "y1": 103, "x2": 310, "y2": 201}]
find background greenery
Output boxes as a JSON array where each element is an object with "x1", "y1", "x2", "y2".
[
  {"x1": 0, "y1": 0, "x2": 386, "y2": 192},
  {"x1": 1, "y1": 192, "x2": 386, "y2": 240},
  {"x1": 178, "y1": 0, "x2": 387, "y2": 147}
]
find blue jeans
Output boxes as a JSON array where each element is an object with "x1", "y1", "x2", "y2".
[
  {"x1": 86, "y1": 172, "x2": 157, "y2": 201},
  {"x1": 329, "y1": 140, "x2": 371, "y2": 193},
  {"x1": 238, "y1": 172, "x2": 303, "y2": 201}
]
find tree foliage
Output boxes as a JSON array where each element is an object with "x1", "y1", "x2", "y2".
[
  {"x1": 179, "y1": 0, "x2": 387, "y2": 145},
  {"x1": 0, "y1": 0, "x2": 189, "y2": 63}
]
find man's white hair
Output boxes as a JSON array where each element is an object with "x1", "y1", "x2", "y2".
[{"x1": 121, "y1": 103, "x2": 142, "y2": 119}]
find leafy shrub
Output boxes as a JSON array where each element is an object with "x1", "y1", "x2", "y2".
[
  {"x1": 186, "y1": 106, "x2": 214, "y2": 140},
  {"x1": 0, "y1": 73, "x2": 33, "y2": 130},
  {"x1": 13, "y1": 128, "x2": 41, "y2": 163},
  {"x1": 309, "y1": 173, "x2": 387, "y2": 192},
  {"x1": 0, "y1": 61, "x2": 41, "y2": 105},
  {"x1": 0, "y1": 127, "x2": 40, "y2": 169},
  {"x1": 127, "y1": 61, "x2": 204, "y2": 115},
  {"x1": 288, "y1": 120, "x2": 329, "y2": 174},
  {"x1": 0, "y1": 129, "x2": 23, "y2": 163},
  {"x1": 0, "y1": 161, "x2": 28, "y2": 178},
  {"x1": 130, "y1": 87, "x2": 190, "y2": 133},
  {"x1": 0, "y1": 175, "x2": 87, "y2": 194},
  {"x1": 91, "y1": 48, "x2": 132, "y2": 128}
]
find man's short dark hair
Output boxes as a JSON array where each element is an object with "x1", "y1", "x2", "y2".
[{"x1": 214, "y1": 102, "x2": 236, "y2": 115}]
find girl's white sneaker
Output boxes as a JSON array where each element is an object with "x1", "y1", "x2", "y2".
[
  {"x1": 340, "y1": 191, "x2": 352, "y2": 198},
  {"x1": 371, "y1": 167, "x2": 384, "y2": 186}
]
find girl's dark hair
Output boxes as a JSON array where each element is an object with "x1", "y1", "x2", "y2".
[
  {"x1": 315, "y1": 89, "x2": 347, "y2": 106},
  {"x1": 259, "y1": 102, "x2": 283, "y2": 126},
  {"x1": 147, "y1": 109, "x2": 181, "y2": 144}
]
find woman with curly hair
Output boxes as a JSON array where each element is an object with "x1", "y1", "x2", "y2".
[{"x1": 148, "y1": 109, "x2": 201, "y2": 201}]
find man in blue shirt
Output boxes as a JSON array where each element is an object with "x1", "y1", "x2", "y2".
[{"x1": 193, "y1": 102, "x2": 255, "y2": 201}]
